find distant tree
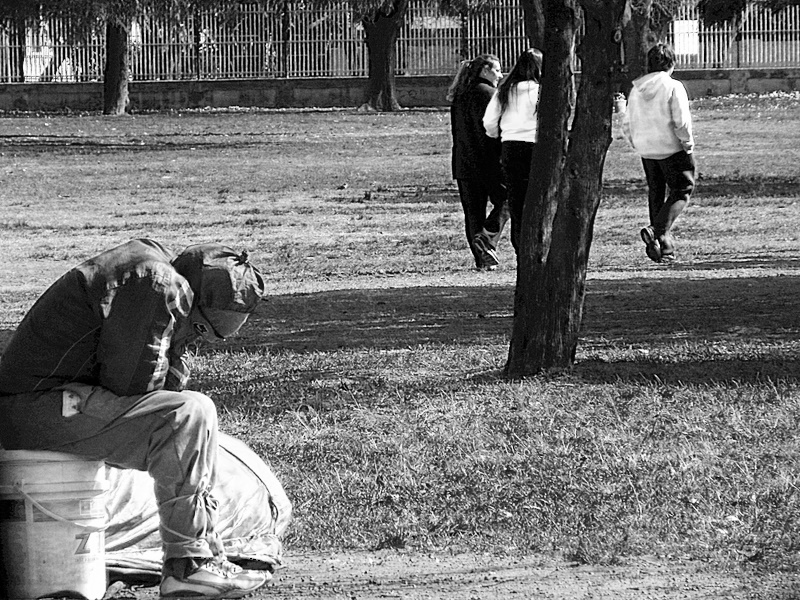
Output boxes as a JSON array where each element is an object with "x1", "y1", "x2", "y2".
[
  {"x1": 619, "y1": 0, "x2": 680, "y2": 86},
  {"x1": 0, "y1": 1, "x2": 225, "y2": 114},
  {"x1": 0, "y1": 1, "x2": 31, "y2": 82},
  {"x1": 353, "y1": 0, "x2": 502, "y2": 111},
  {"x1": 355, "y1": 0, "x2": 410, "y2": 111}
]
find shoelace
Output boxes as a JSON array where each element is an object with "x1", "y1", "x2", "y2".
[{"x1": 205, "y1": 558, "x2": 243, "y2": 578}]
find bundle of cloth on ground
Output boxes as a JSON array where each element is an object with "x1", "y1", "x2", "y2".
[{"x1": 105, "y1": 433, "x2": 291, "y2": 585}]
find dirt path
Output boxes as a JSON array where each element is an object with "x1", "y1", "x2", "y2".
[{"x1": 130, "y1": 550, "x2": 797, "y2": 599}]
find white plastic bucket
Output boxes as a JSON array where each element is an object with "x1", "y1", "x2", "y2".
[{"x1": 0, "y1": 449, "x2": 109, "y2": 600}]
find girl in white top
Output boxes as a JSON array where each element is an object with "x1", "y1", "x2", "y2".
[{"x1": 482, "y1": 48, "x2": 543, "y2": 254}]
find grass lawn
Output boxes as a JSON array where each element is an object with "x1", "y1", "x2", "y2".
[{"x1": 0, "y1": 92, "x2": 799, "y2": 577}]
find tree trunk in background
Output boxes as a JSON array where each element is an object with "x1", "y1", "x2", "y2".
[
  {"x1": 621, "y1": 0, "x2": 674, "y2": 94},
  {"x1": 505, "y1": 0, "x2": 628, "y2": 377},
  {"x1": 360, "y1": 0, "x2": 409, "y2": 111},
  {"x1": 103, "y1": 20, "x2": 130, "y2": 115},
  {"x1": 520, "y1": 0, "x2": 546, "y2": 48},
  {"x1": 11, "y1": 16, "x2": 26, "y2": 82}
]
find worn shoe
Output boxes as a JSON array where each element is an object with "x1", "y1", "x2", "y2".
[
  {"x1": 161, "y1": 557, "x2": 269, "y2": 599},
  {"x1": 640, "y1": 226, "x2": 662, "y2": 263},
  {"x1": 658, "y1": 231, "x2": 676, "y2": 259},
  {"x1": 473, "y1": 234, "x2": 500, "y2": 268},
  {"x1": 659, "y1": 253, "x2": 676, "y2": 264}
]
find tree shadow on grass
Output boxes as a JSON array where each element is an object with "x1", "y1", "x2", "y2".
[
  {"x1": 1, "y1": 274, "x2": 797, "y2": 387},
  {"x1": 235, "y1": 273, "x2": 800, "y2": 385}
]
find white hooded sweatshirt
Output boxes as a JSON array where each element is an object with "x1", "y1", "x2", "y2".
[{"x1": 623, "y1": 70, "x2": 694, "y2": 160}]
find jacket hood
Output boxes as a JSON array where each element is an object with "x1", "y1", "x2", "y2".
[{"x1": 633, "y1": 71, "x2": 671, "y2": 101}]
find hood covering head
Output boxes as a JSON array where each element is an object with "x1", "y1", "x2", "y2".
[{"x1": 172, "y1": 243, "x2": 266, "y2": 338}]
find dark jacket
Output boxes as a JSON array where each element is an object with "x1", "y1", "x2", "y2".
[
  {"x1": 0, "y1": 239, "x2": 194, "y2": 397},
  {"x1": 450, "y1": 77, "x2": 502, "y2": 181}
]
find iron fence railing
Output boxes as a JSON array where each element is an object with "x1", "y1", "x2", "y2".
[
  {"x1": 671, "y1": 1, "x2": 800, "y2": 68},
  {"x1": 0, "y1": 1, "x2": 797, "y2": 83}
]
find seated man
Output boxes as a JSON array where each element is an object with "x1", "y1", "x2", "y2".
[{"x1": 0, "y1": 238, "x2": 269, "y2": 599}]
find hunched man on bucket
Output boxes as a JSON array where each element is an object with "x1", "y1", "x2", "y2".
[{"x1": 0, "y1": 238, "x2": 270, "y2": 599}]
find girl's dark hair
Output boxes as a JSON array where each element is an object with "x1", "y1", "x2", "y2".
[
  {"x1": 496, "y1": 48, "x2": 543, "y2": 112},
  {"x1": 647, "y1": 42, "x2": 677, "y2": 73},
  {"x1": 446, "y1": 54, "x2": 500, "y2": 102}
]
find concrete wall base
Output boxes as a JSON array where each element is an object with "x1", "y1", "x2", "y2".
[{"x1": 0, "y1": 69, "x2": 797, "y2": 113}]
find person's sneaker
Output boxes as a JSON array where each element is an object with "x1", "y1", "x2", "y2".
[
  {"x1": 659, "y1": 252, "x2": 676, "y2": 264},
  {"x1": 473, "y1": 234, "x2": 500, "y2": 268},
  {"x1": 658, "y1": 231, "x2": 675, "y2": 255},
  {"x1": 160, "y1": 557, "x2": 269, "y2": 599},
  {"x1": 474, "y1": 263, "x2": 497, "y2": 272},
  {"x1": 640, "y1": 226, "x2": 662, "y2": 263}
]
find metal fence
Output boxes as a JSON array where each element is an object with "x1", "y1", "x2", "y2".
[
  {"x1": 0, "y1": 1, "x2": 798, "y2": 83},
  {"x1": 670, "y1": 1, "x2": 800, "y2": 68}
]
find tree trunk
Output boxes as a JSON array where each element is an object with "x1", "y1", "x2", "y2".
[
  {"x1": 11, "y1": 17, "x2": 26, "y2": 83},
  {"x1": 505, "y1": 0, "x2": 628, "y2": 378},
  {"x1": 360, "y1": 0, "x2": 409, "y2": 112},
  {"x1": 520, "y1": 0, "x2": 546, "y2": 48},
  {"x1": 621, "y1": 0, "x2": 662, "y2": 94},
  {"x1": 103, "y1": 20, "x2": 130, "y2": 115}
]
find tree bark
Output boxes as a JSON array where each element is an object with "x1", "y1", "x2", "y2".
[
  {"x1": 360, "y1": 0, "x2": 409, "y2": 112},
  {"x1": 11, "y1": 16, "x2": 26, "y2": 83},
  {"x1": 520, "y1": 0, "x2": 546, "y2": 48},
  {"x1": 505, "y1": 0, "x2": 628, "y2": 378},
  {"x1": 103, "y1": 20, "x2": 130, "y2": 115},
  {"x1": 621, "y1": 0, "x2": 653, "y2": 91}
]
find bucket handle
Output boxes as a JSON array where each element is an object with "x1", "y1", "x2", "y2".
[{"x1": 13, "y1": 482, "x2": 108, "y2": 532}]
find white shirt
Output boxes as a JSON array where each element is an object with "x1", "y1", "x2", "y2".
[
  {"x1": 483, "y1": 80, "x2": 540, "y2": 143},
  {"x1": 623, "y1": 71, "x2": 694, "y2": 159}
]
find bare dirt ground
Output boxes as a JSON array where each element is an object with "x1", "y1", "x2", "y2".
[{"x1": 125, "y1": 550, "x2": 799, "y2": 600}]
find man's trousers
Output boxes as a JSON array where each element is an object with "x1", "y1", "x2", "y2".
[{"x1": 0, "y1": 385, "x2": 222, "y2": 562}]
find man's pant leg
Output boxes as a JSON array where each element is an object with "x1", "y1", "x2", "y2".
[
  {"x1": 0, "y1": 386, "x2": 221, "y2": 562},
  {"x1": 656, "y1": 150, "x2": 695, "y2": 233},
  {"x1": 642, "y1": 157, "x2": 667, "y2": 230}
]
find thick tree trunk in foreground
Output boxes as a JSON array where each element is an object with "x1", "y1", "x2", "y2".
[
  {"x1": 505, "y1": 0, "x2": 628, "y2": 377},
  {"x1": 103, "y1": 21, "x2": 130, "y2": 115},
  {"x1": 360, "y1": 0, "x2": 409, "y2": 111}
]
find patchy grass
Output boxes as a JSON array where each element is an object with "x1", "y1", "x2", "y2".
[{"x1": 0, "y1": 94, "x2": 799, "y2": 575}]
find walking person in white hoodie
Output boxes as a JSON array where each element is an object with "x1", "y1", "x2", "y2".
[
  {"x1": 483, "y1": 48, "x2": 543, "y2": 255},
  {"x1": 623, "y1": 42, "x2": 695, "y2": 263}
]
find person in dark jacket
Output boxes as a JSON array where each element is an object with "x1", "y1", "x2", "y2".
[
  {"x1": 448, "y1": 53, "x2": 509, "y2": 271},
  {"x1": 0, "y1": 238, "x2": 269, "y2": 599}
]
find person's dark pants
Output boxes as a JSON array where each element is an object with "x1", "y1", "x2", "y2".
[
  {"x1": 456, "y1": 178, "x2": 509, "y2": 267},
  {"x1": 642, "y1": 150, "x2": 695, "y2": 253},
  {"x1": 501, "y1": 140, "x2": 535, "y2": 254}
]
